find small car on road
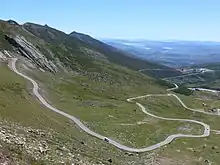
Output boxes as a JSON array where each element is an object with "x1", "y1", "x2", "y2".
[{"x1": 104, "y1": 138, "x2": 109, "y2": 142}]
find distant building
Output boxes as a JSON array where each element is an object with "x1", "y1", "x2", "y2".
[{"x1": 178, "y1": 68, "x2": 214, "y2": 74}]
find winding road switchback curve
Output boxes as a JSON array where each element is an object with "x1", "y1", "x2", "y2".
[{"x1": 8, "y1": 58, "x2": 212, "y2": 153}]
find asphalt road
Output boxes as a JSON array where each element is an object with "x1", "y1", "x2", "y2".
[{"x1": 8, "y1": 58, "x2": 212, "y2": 153}]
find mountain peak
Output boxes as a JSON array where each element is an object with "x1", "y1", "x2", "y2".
[{"x1": 7, "y1": 19, "x2": 19, "y2": 26}]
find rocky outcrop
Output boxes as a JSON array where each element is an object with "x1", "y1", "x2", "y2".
[
  {"x1": 0, "y1": 120, "x2": 106, "y2": 165},
  {"x1": 5, "y1": 35, "x2": 58, "y2": 73}
]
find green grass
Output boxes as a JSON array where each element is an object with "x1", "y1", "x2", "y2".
[
  {"x1": 16, "y1": 61, "x2": 203, "y2": 148},
  {"x1": 2, "y1": 19, "x2": 219, "y2": 164},
  {"x1": 93, "y1": 120, "x2": 203, "y2": 147},
  {"x1": 5, "y1": 58, "x2": 220, "y2": 164},
  {"x1": 139, "y1": 94, "x2": 220, "y2": 128},
  {"x1": 3, "y1": 59, "x2": 220, "y2": 164},
  {"x1": 0, "y1": 61, "x2": 170, "y2": 164},
  {"x1": 0, "y1": 63, "x2": 143, "y2": 164},
  {"x1": 177, "y1": 91, "x2": 220, "y2": 110},
  {"x1": 137, "y1": 92, "x2": 220, "y2": 164},
  {"x1": 159, "y1": 134, "x2": 220, "y2": 165}
]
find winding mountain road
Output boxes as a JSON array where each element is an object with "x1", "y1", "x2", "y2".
[
  {"x1": 8, "y1": 58, "x2": 213, "y2": 153},
  {"x1": 166, "y1": 83, "x2": 178, "y2": 91}
]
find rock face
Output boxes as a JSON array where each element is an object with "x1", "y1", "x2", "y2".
[{"x1": 5, "y1": 35, "x2": 58, "y2": 73}]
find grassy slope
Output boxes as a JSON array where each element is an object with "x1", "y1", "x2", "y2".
[
  {"x1": 18, "y1": 58, "x2": 203, "y2": 148},
  {"x1": 69, "y1": 31, "x2": 168, "y2": 71},
  {"x1": 1, "y1": 20, "x2": 218, "y2": 164},
  {"x1": 178, "y1": 91, "x2": 220, "y2": 110},
  {"x1": 1, "y1": 55, "x2": 202, "y2": 164},
  {"x1": 0, "y1": 53, "x2": 218, "y2": 164},
  {"x1": 0, "y1": 20, "x2": 177, "y2": 164},
  {"x1": 0, "y1": 62, "x2": 145, "y2": 164},
  {"x1": 139, "y1": 92, "x2": 220, "y2": 164},
  {"x1": 22, "y1": 22, "x2": 171, "y2": 72},
  {"x1": 20, "y1": 62, "x2": 220, "y2": 164},
  {"x1": 0, "y1": 63, "x2": 114, "y2": 164}
]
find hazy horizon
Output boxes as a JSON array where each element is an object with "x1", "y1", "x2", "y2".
[{"x1": 1, "y1": 0, "x2": 220, "y2": 41}]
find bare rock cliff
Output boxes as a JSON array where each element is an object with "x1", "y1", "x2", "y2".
[{"x1": 5, "y1": 35, "x2": 58, "y2": 73}]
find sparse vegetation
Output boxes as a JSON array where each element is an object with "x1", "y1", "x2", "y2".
[
  {"x1": 173, "y1": 86, "x2": 193, "y2": 96},
  {"x1": 1, "y1": 18, "x2": 220, "y2": 165},
  {"x1": 139, "y1": 93, "x2": 220, "y2": 164},
  {"x1": 154, "y1": 79, "x2": 174, "y2": 88}
]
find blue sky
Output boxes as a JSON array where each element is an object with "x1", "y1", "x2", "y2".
[{"x1": 1, "y1": 0, "x2": 220, "y2": 41}]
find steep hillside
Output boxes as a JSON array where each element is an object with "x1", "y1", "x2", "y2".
[
  {"x1": 1, "y1": 19, "x2": 219, "y2": 165},
  {"x1": 69, "y1": 31, "x2": 167, "y2": 70},
  {"x1": 0, "y1": 19, "x2": 170, "y2": 74},
  {"x1": 23, "y1": 22, "x2": 167, "y2": 71},
  {"x1": 0, "y1": 19, "x2": 171, "y2": 164}
]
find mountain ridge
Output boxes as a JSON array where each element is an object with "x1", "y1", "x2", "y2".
[
  {"x1": 1, "y1": 19, "x2": 220, "y2": 165},
  {"x1": 0, "y1": 18, "x2": 171, "y2": 164},
  {"x1": 0, "y1": 19, "x2": 169, "y2": 75}
]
